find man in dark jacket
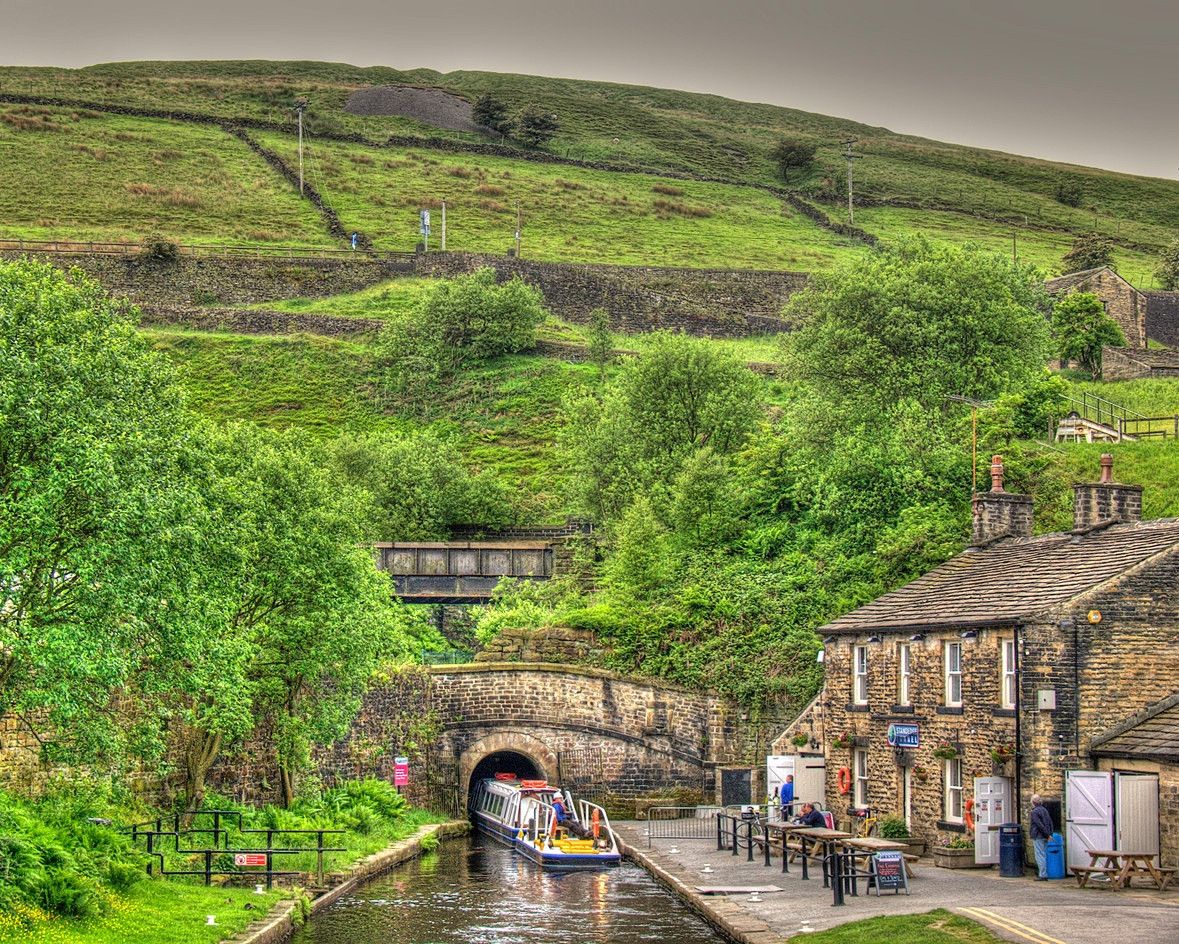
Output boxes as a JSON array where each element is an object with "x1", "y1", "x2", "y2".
[
  {"x1": 1030, "y1": 794, "x2": 1054, "y2": 879},
  {"x1": 793, "y1": 803, "x2": 826, "y2": 828}
]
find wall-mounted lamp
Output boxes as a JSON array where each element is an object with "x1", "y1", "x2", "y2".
[
  {"x1": 822, "y1": 635, "x2": 835, "y2": 644},
  {"x1": 909, "y1": 632, "x2": 926, "y2": 642},
  {"x1": 867, "y1": 634, "x2": 882, "y2": 644},
  {"x1": 960, "y1": 630, "x2": 978, "y2": 640}
]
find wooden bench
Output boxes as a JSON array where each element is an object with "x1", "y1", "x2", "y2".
[
  {"x1": 1150, "y1": 867, "x2": 1175, "y2": 890},
  {"x1": 1070, "y1": 865, "x2": 1118, "y2": 887}
]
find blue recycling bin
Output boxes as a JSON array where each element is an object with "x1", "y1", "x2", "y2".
[
  {"x1": 1045, "y1": 832, "x2": 1066, "y2": 879},
  {"x1": 999, "y1": 823, "x2": 1025, "y2": 877}
]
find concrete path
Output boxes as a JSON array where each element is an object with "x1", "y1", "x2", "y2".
[{"x1": 612, "y1": 821, "x2": 1179, "y2": 944}]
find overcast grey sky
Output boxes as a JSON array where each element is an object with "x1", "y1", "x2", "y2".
[{"x1": 2, "y1": 0, "x2": 1176, "y2": 179}]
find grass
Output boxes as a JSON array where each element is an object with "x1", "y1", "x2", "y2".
[
  {"x1": 252, "y1": 130, "x2": 861, "y2": 269},
  {"x1": 854, "y1": 207, "x2": 1161, "y2": 286},
  {"x1": 0, "y1": 105, "x2": 333, "y2": 247},
  {"x1": 247, "y1": 277, "x2": 437, "y2": 319},
  {"x1": 802, "y1": 909, "x2": 1004, "y2": 943}
]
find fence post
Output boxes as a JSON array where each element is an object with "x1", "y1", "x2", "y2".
[
  {"x1": 146, "y1": 832, "x2": 154, "y2": 875},
  {"x1": 781, "y1": 828, "x2": 789, "y2": 873},
  {"x1": 830, "y1": 853, "x2": 844, "y2": 906},
  {"x1": 267, "y1": 852, "x2": 274, "y2": 890},
  {"x1": 204, "y1": 850, "x2": 212, "y2": 887},
  {"x1": 317, "y1": 830, "x2": 325, "y2": 886},
  {"x1": 731, "y1": 818, "x2": 738, "y2": 856},
  {"x1": 716, "y1": 814, "x2": 722, "y2": 851},
  {"x1": 746, "y1": 823, "x2": 754, "y2": 862},
  {"x1": 763, "y1": 824, "x2": 770, "y2": 867}
]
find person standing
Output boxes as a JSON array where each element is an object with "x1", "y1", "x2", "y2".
[
  {"x1": 1030, "y1": 794, "x2": 1054, "y2": 880},
  {"x1": 780, "y1": 775, "x2": 795, "y2": 819}
]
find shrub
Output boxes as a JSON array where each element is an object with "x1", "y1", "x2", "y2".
[
  {"x1": 472, "y1": 93, "x2": 512, "y2": 135},
  {"x1": 1051, "y1": 291, "x2": 1125, "y2": 377},
  {"x1": 513, "y1": 104, "x2": 559, "y2": 147},
  {"x1": 1062, "y1": 232, "x2": 1116, "y2": 273},
  {"x1": 771, "y1": 137, "x2": 818, "y2": 180},
  {"x1": 878, "y1": 815, "x2": 910, "y2": 839},
  {"x1": 1156, "y1": 239, "x2": 1179, "y2": 290},
  {"x1": 139, "y1": 234, "x2": 180, "y2": 264},
  {"x1": 1055, "y1": 178, "x2": 1084, "y2": 207},
  {"x1": 38, "y1": 871, "x2": 99, "y2": 918}
]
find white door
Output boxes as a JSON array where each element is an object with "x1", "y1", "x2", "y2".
[
  {"x1": 766, "y1": 755, "x2": 795, "y2": 813},
  {"x1": 1115, "y1": 773, "x2": 1159, "y2": 861},
  {"x1": 1065, "y1": 770, "x2": 1113, "y2": 870},
  {"x1": 794, "y1": 756, "x2": 826, "y2": 809},
  {"x1": 973, "y1": 777, "x2": 1011, "y2": 865}
]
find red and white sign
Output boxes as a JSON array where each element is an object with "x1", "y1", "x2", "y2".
[
  {"x1": 394, "y1": 756, "x2": 409, "y2": 787},
  {"x1": 234, "y1": 854, "x2": 267, "y2": 868}
]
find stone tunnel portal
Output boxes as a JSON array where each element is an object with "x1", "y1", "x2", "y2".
[{"x1": 467, "y1": 750, "x2": 541, "y2": 808}]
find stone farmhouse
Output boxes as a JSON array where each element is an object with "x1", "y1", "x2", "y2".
[
  {"x1": 780, "y1": 454, "x2": 1179, "y2": 868},
  {"x1": 1044, "y1": 266, "x2": 1148, "y2": 349}
]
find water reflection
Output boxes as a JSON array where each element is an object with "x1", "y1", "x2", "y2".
[{"x1": 291, "y1": 832, "x2": 725, "y2": 944}]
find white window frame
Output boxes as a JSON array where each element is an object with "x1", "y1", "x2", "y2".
[
  {"x1": 897, "y1": 642, "x2": 911, "y2": 706},
  {"x1": 853, "y1": 645, "x2": 869, "y2": 705},
  {"x1": 1001, "y1": 638, "x2": 1016, "y2": 709},
  {"x1": 853, "y1": 748, "x2": 870, "y2": 808},
  {"x1": 944, "y1": 641, "x2": 962, "y2": 707},
  {"x1": 943, "y1": 758, "x2": 963, "y2": 823}
]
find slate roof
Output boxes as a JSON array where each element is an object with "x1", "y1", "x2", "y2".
[
  {"x1": 822, "y1": 518, "x2": 1179, "y2": 634},
  {"x1": 1090, "y1": 694, "x2": 1179, "y2": 762},
  {"x1": 1044, "y1": 266, "x2": 1118, "y2": 294}
]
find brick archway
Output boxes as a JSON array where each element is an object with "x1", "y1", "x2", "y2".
[{"x1": 459, "y1": 731, "x2": 559, "y2": 798}]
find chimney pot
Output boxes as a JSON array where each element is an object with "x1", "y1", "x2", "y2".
[
  {"x1": 1073, "y1": 455, "x2": 1141, "y2": 530},
  {"x1": 990, "y1": 455, "x2": 1005, "y2": 492},
  {"x1": 1099, "y1": 453, "x2": 1114, "y2": 484}
]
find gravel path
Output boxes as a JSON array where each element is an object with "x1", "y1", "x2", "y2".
[{"x1": 344, "y1": 85, "x2": 485, "y2": 134}]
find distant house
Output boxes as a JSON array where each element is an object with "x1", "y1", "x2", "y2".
[
  {"x1": 1045, "y1": 266, "x2": 1148, "y2": 349},
  {"x1": 778, "y1": 454, "x2": 1179, "y2": 868},
  {"x1": 1145, "y1": 291, "x2": 1179, "y2": 348}
]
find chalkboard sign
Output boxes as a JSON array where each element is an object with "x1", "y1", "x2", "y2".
[{"x1": 873, "y1": 851, "x2": 909, "y2": 895}]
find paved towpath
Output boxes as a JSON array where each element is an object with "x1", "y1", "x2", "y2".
[{"x1": 612, "y1": 821, "x2": 1179, "y2": 944}]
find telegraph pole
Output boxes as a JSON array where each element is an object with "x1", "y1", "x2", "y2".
[
  {"x1": 515, "y1": 204, "x2": 522, "y2": 258},
  {"x1": 842, "y1": 140, "x2": 863, "y2": 225},
  {"x1": 294, "y1": 99, "x2": 307, "y2": 195},
  {"x1": 441, "y1": 200, "x2": 447, "y2": 252}
]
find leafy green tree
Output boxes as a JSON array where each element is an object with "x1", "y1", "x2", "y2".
[
  {"x1": 1054, "y1": 178, "x2": 1083, "y2": 208},
  {"x1": 586, "y1": 307, "x2": 614, "y2": 377},
  {"x1": 782, "y1": 238, "x2": 1051, "y2": 436},
  {"x1": 513, "y1": 104, "x2": 560, "y2": 147},
  {"x1": 1051, "y1": 291, "x2": 1126, "y2": 377},
  {"x1": 329, "y1": 431, "x2": 513, "y2": 539},
  {"x1": 1062, "y1": 232, "x2": 1116, "y2": 273},
  {"x1": 376, "y1": 268, "x2": 546, "y2": 401},
  {"x1": 0, "y1": 259, "x2": 192, "y2": 763},
  {"x1": 1156, "y1": 238, "x2": 1179, "y2": 290},
  {"x1": 472, "y1": 93, "x2": 511, "y2": 135},
  {"x1": 563, "y1": 333, "x2": 763, "y2": 522},
  {"x1": 770, "y1": 138, "x2": 818, "y2": 180}
]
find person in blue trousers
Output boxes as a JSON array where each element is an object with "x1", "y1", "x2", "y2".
[{"x1": 1030, "y1": 794, "x2": 1054, "y2": 880}]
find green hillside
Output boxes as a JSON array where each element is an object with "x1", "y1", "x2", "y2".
[{"x1": 1, "y1": 60, "x2": 1176, "y2": 281}]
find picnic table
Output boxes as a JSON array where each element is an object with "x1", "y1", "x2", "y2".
[
  {"x1": 793, "y1": 827, "x2": 853, "y2": 887},
  {"x1": 843, "y1": 836, "x2": 918, "y2": 879},
  {"x1": 1073, "y1": 850, "x2": 1175, "y2": 890}
]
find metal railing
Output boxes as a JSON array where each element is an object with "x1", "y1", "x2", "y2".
[
  {"x1": 421, "y1": 648, "x2": 474, "y2": 665},
  {"x1": 646, "y1": 805, "x2": 725, "y2": 846},
  {"x1": 1119, "y1": 415, "x2": 1179, "y2": 440},
  {"x1": 0, "y1": 236, "x2": 416, "y2": 262},
  {"x1": 1065, "y1": 392, "x2": 1146, "y2": 431}
]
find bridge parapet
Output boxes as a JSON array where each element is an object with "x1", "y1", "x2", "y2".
[{"x1": 375, "y1": 540, "x2": 553, "y2": 603}]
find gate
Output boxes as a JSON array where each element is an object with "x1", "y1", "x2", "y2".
[
  {"x1": 558, "y1": 747, "x2": 605, "y2": 800},
  {"x1": 1065, "y1": 770, "x2": 1113, "y2": 870}
]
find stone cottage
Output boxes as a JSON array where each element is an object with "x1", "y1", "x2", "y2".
[
  {"x1": 781, "y1": 454, "x2": 1179, "y2": 866},
  {"x1": 1045, "y1": 266, "x2": 1148, "y2": 349}
]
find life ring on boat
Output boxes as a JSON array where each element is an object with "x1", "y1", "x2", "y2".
[
  {"x1": 964, "y1": 799, "x2": 975, "y2": 831},
  {"x1": 837, "y1": 766, "x2": 853, "y2": 795},
  {"x1": 591, "y1": 808, "x2": 601, "y2": 840}
]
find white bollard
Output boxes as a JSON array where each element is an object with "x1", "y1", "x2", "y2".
[
  {"x1": 254, "y1": 884, "x2": 265, "y2": 895},
  {"x1": 206, "y1": 915, "x2": 217, "y2": 926}
]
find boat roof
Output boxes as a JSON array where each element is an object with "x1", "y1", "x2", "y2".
[{"x1": 484, "y1": 775, "x2": 557, "y2": 793}]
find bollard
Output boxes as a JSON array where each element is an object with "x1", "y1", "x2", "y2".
[
  {"x1": 731, "y1": 818, "x2": 739, "y2": 857},
  {"x1": 830, "y1": 853, "x2": 845, "y2": 906},
  {"x1": 747, "y1": 823, "x2": 754, "y2": 863},
  {"x1": 763, "y1": 824, "x2": 770, "y2": 867},
  {"x1": 781, "y1": 828, "x2": 789, "y2": 874}
]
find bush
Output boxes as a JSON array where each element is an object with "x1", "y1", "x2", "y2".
[
  {"x1": 1051, "y1": 291, "x2": 1126, "y2": 377},
  {"x1": 878, "y1": 815, "x2": 911, "y2": 839},
  {"x1": 513, "y1": 104, "x2": 559, "y2": 147},
  {"x1": 1055, "y1": 178, "x2": 1084, "y2": 207},
  {"x1": 1062, "y1": 232, "x2": 1116, "y2": 273},
  {"x1": 771, "y1": 138, "x2": 818, "y2": 180},
  {"x1": 472, "y1": 93, "x2": 511, "y2": 135},
  {"x1": 1156, "y1": 239, "x2": 1179, "y2": 291},
  {"x1": 139, "y1": 234, "x2": 179, "y2": 265}
]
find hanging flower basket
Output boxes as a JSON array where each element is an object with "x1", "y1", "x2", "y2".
[
  {"x1": 989, "y1": 743, "x2": 1016, "y2": 764},
  {"x1": 913, "y1": 765, "x2": 930, "y2": 782},
  {"x1": 792, "y1": 733, "x2": 810, "y2": 748},
  {"x1": 831, "y1": 731, "x2": 854, "y2": 750},
  {"x1": 933, "y1": 742, "x2": 959, "y2": 760}
]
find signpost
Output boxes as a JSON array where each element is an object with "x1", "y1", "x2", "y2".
[
  {"x1": 872, "y1": 851, "x2": 908, "y2": 895},
  {"x1": 234, "y1": 853, "x2": 267, "y2": 868},
  {"x1": 420, "y1": 210, "x2": 431, "y2": 252},
  {"x1": 886, "y1": 723, "x2": 920, "y2": 749},
  {"x1": 394, "y1": 756, "x2": 409, "y2": 789}
]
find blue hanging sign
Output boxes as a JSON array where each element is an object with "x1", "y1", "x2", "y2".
[{"x1": 887, "y1": 723, "x2": 919, "y2": 748}]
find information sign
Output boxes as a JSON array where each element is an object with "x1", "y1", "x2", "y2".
[
  {"x1": 394, "y1": 755, "x2": 409, "y2": 787},
  {"x1": 886, "y1": 723, "x2": 920, "y2": 749},
  {"x1": 872, "y1": 851, "x2": 907, "y2": 895},
  {"x1": 420, "y1": 210, "x2": 431, "y2": 236},
  {"x1": 234, "y1": 853, "x2": 267, "y2": 868}
]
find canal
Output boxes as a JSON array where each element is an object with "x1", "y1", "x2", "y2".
[{"x1": 290, "y1": 832, "x2": 728, "y2": 944}]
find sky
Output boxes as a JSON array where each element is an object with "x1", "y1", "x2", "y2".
[{"x1": 2, "y1": 0, "x2": 1177, "y2": 179}]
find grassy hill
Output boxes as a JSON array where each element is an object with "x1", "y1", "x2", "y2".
[{"x1": 1, "y1": 60, "x2": 1175, "y2": 281}]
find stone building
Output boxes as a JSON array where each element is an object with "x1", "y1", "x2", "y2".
[
  {"x1": 783, "y1": 454, "x2": 1179, "y2": 865},
  {"x1": 1145, "y1": 291, "x2": 1179, "y2": 348},
  {"x1": 1045, "y1": 266, "x2": 1148, "y2": 349}
]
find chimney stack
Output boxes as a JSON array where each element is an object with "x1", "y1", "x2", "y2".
[
  {"x1": 1073, "y1": 454, "x2": 1142, "y2": 530},
  {"x1": 971, "y1": 455, "x2": 1034, "y2": 545}
]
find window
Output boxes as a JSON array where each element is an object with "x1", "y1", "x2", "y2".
[
  {"x1": 944, "y1": 641, "x2": 962, "y2": 707},
  {"x1": 1001, "y1": 638, "x2": 1016, "y2": 709},
  {"x1": 943, "y1": 758, "x2": 963, "y2": 822},
  {"x1": 897, "y1": 643, "x2": 911, "y2": 706},
  {"x1": 853, "y1": 645, "x2": 869, "y2": 705},
  {"x1": 853, "y1": 748, "x2": 870, "y2": 808}
]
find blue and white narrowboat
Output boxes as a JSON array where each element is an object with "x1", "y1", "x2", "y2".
[{"x1": 470, "y1": 774, "x2": 621, "y2": 868}]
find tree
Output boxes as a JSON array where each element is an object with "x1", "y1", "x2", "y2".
[
  {"x1": 1062, "y1": 232, "x2": 1116, "y2": 273},
  {"x1": 563, "y1": 332, "x2": 763, "y2": 522},
  {"x1": 1156, "y1": 239, "x2": 1179, "y2": 290},
  {"x1": 472, "y1": 93, "x2": 511, "y2": 135},
  {"x1": 375, "y1": 267, "x2": 546, "y2": 401},
  {"x1": 771, "y1": 138, "x2": 818, "y2": 180},
  {"x1": 1054, "y1": 178, "x2": 1083, "y2": 208},
  {"x1": 0, "y1": 259, "x2": 193, "y2": 763},
  {"x1": 1051, "y1": 291, "x2": 1126, "y2": 377},
  {"x1": 782, "y1": 238, "x2": 1052, "y2": 436},
  {"x1": 586, "y1": 307, "x2": 614, "y2": 378},
  {"x1": 513, "y1": 104, "x2": 559, "y2": 147}
]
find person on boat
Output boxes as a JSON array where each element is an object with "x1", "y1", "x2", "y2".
[
  {"x1": 792, "y1": 803, "x2": 825, "y2": 828},
  {"x1": 551, "y1": 793, "x2": 569, "y2": 826}
]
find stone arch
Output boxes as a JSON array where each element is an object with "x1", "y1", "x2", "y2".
[{"x1": 459, "y1": 731, "x2": 560, "y2": 800}]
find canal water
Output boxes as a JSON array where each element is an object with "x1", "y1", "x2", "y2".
[{"x1": 290, "y1": 832, "x2": 727, "y2": 944}]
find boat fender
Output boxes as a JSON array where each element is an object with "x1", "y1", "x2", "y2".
[{"x1": 591, "y1": 808, "x2": 601, "y2": 841}]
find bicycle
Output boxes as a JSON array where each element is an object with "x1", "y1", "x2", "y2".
[{"x1": 849, "y1": 806, "x2": 879, "y2": 838}]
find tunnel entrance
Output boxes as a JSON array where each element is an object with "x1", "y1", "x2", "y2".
[{"x1": 467, "y1": 750, "x2": 541, "y2": 807}]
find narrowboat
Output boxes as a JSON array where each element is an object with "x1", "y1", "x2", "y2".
[{"x1": 470, "y1": 774, "x2": 621, "y2": 868}]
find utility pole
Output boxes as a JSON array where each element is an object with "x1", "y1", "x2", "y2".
[
  {"x1": 441, "y1": 200, "x2": 447, "y2": 252},
  {"x1": 842, "y1": 140, "x2": 863, "y2": 225},
  {"x1": 514, "y1": 204, "x2": 522, "y2": 258},
  {"x1": 294, "y1": 99, "x2": 307, "y2": 195}
]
